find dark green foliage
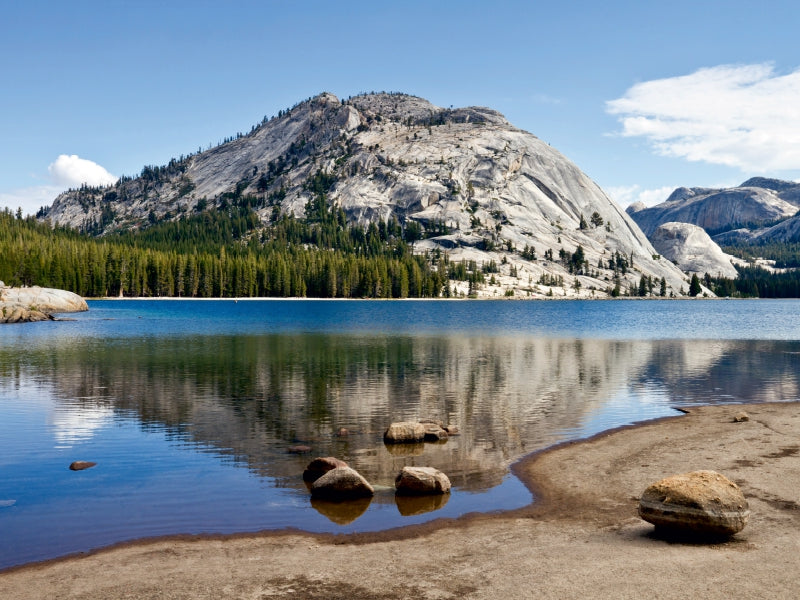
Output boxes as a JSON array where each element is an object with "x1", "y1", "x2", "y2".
[
  {"x1": 723, "y1": 242, "x2": 800, "y2": 269},
  {"x1": 689, "y1": 273, "x2": 702, "y2": 296},
  {"x1": 520, "y1": 245, "x2": 536, "y2": 260},
  {"x1": 0, "y1": 197, "x2": 448, "y2": 299},
  {"x1": 568, "y1": 245, "x2": 585, "y2": 274},
  {"x1": 705, "y1": 266, "x2": 800, "y2": 298}
]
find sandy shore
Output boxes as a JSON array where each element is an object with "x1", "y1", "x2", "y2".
[{"x1": 3, "y1": 402, "x2": 800, "y2": 599}]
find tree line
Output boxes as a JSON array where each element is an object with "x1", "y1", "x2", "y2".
[{"x1": 0, "y1": 199, "x2": 457, "y2": 298}]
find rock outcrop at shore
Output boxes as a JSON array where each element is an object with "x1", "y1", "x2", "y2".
[{"x1": 0, "y1": 282, "x2": 88, "y2": 323}]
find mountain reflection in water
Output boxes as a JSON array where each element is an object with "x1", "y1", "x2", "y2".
[{"x1": 4, "y1": 335, "x2": 799, "y2": 493}]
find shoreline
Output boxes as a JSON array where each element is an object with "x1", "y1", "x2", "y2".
[
  {"x1": 3, "y1": 401, "x2": 800, "y2": 598},
  {"x1": 87, "y1": 295, "x2": 758, "y2": 301}
]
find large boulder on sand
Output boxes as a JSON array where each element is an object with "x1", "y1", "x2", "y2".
[
  {"x1": 384, "y1": 421, "x2": 426, "y2": 444},
  {"x1": 310, "y1": 467, "x2": 374, "y2": 500},
  {"x1": 638, "y1": 470, "x2": 750, "y2": 536},
  {"x1": 395, "y1": 466, "x2": 451, "y2": 496},
  {"x1": 303, "y1": 457, "x2": 348, "y2": 482}
]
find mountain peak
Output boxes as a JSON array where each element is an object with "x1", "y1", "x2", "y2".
[{"x1": 39, "y1": 92, "x2": 690, "y2": 297}]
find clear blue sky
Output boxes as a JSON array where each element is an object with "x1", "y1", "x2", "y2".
[{"x1": 3, "y1": 0, "x2": 799, "y2": 215}]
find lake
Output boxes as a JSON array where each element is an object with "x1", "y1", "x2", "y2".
[{"x1": 1, "y1": 299, "x2": 799, "y2": 569}]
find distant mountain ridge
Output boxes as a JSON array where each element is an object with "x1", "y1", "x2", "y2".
[
  {"x1": 39, "y1": 92, "x2": 692, "y2": 297},
  {"x1": 627, "y1": 178, "x2": 800, "y2": 244}
]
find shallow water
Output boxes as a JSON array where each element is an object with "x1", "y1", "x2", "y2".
[{"x1": 1, "y1": 299, "x2": 799, "y2": 569}]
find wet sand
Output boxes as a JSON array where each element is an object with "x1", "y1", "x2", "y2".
[{"x1": 2, "y1": 402, "x2": 800, "y2": 599}]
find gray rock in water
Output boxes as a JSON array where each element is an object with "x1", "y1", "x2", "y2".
[
  {"x1": 303, "y1": 456, "x2": 348, "y2": 482},
  {"x1": 395, "y1": 466, "x2": 451, "y2": 496},
  {"x1": 384, "y1": 421, "x2": 426, "y2": 444},
  {"x1": 638, "y1": 470, "x2": 750, "y2": 536},
  {"x1": 310, "y1": 467, "x2": 374, "y2": 500}
]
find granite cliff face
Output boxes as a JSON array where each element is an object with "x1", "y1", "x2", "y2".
[
  {"x1": 649, "y1": 223, "x2": 740, "y2": 279},
  {"x1": 41, "y1": 92, "x2": 691, "y2": 297},
  {"x1": 628, "y1": 178, "x2": 800, "y2": 250},
  {"x1": 627, "y1": 182, "x2": 800, "y2": 237}
]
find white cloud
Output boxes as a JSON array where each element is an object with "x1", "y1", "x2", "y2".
[
  {"x1": 607, "y1": 185, "x2": 674, "y2": 208},
  {"x1": 48, "y1": 154, "x2": 117, "y2": 187},
  {"x1": 0, "y1": 155, "x2": 117, "y2": 216},
  {"x1": 606, "y1": 63, "x2": 800, "y2": 172},
  {"x1": 0, "y1": 185, "x2": 65, "y2": 217}
]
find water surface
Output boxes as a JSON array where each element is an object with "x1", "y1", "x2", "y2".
[{"x1": 1, "y1": 299, "x2": 799, "y2": 569}]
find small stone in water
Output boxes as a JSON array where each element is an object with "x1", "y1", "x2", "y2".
[{"x1": 69, "y1": 461, "x2": 97, "y2": 471}]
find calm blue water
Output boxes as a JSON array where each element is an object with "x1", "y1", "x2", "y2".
[{"x1": 1, "y1": 299, "x2": 799, "y2": 569}]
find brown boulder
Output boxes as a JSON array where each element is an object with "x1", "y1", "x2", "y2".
[
  {"x1": 310, "y1": 467, "x2": 374, "y2": 500},
  {"x1": 733, "y1": 411, "x2": 750, "y2": 423},
  {"x1": 395, "y1": 466, "x2": 451, "y2": 496},
  {"x1": 384, "y1": 421, "x2": 426, "y2": 444},
  {"x1": 638, "y1": 470, "x2": 750, "y2": 536},
  {"x1": 423, "y1": 426, "x2": 448, "y2": 442},
  {"x1": 303, "y1": 457, "x2": 348, "y2": 482},
  {"x1": 69, "y1": 461, "x2": 97, "y2": 471}
]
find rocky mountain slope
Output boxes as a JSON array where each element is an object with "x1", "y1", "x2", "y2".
[
  {"x1": 649, "y1": 223, "x2": 741, "y2": 279},
  {"x1": 627, "y1": 180, "x2": 800, "y2": 237},
  {"x1": 40, "y1": 92, "x2": 693, "y2": 297}
]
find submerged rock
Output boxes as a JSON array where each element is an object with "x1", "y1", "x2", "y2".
[
  {"x1": 310, "y1": 467, "x2": 374, "y2": 500},
  {"x1": 395, "y1": 466, "x2": 451, "y2": 496},
  {"x1": 303, "y1": 456, "x2": 348, "y2": 482},
  {"x1": 384, "y1": 421, "x2": 426, "y2": 444},
  {"x1": 423, "y1": 426, "x2": 449, "y2": 442},
  {"x1": 287, "y1": 445, "x2": 312, "y2": 454},
  {"x1": 69, "y1": 461, "x2": 97, "y2": 471},
  {"x1": 638, "y1": 470, "x2": 750, "y2": 536}
]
